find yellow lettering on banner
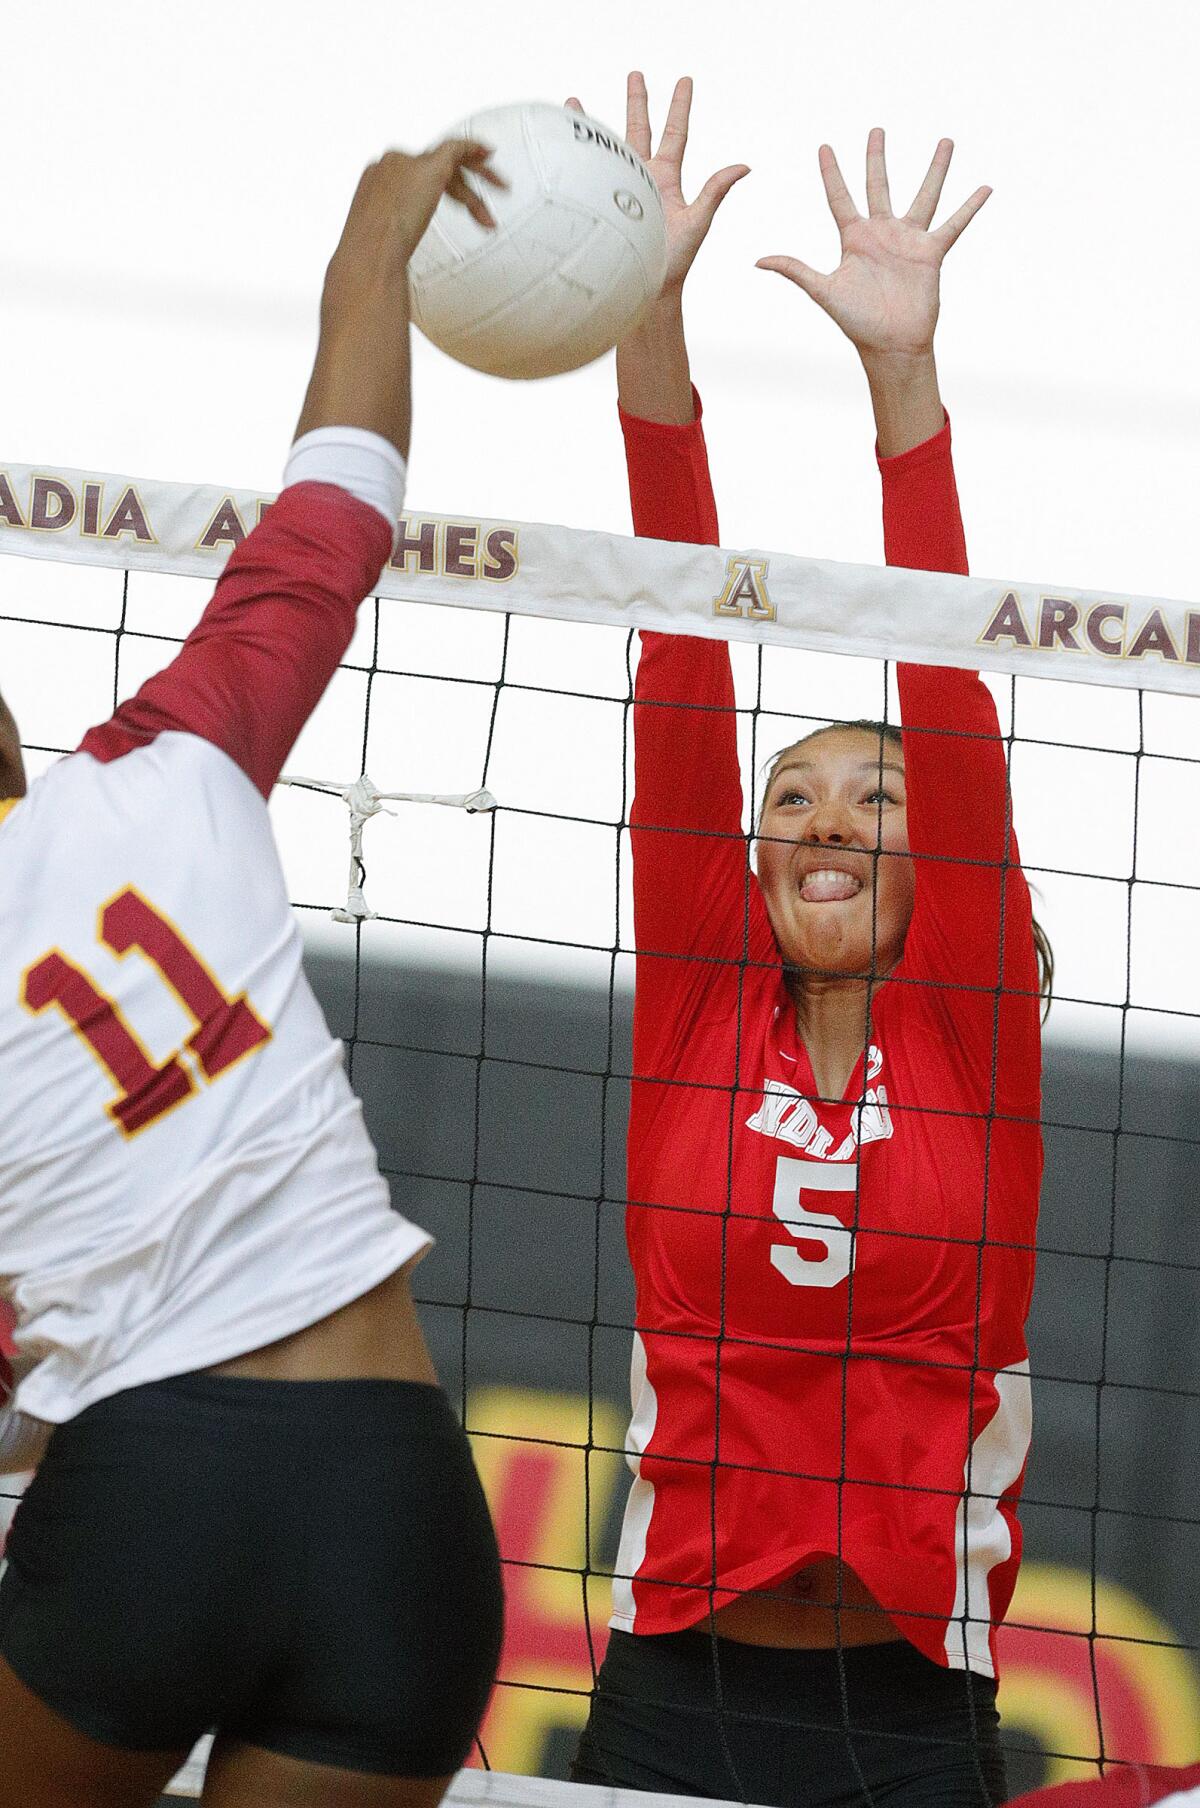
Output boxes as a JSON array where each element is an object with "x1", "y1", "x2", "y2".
[{"x1": 713, "y1": 555, "x2": 774, "y2": 621}]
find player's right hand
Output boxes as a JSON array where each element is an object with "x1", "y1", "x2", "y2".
[{"x1": 324, "y1": 141, "x2": 504, "y2": 304}]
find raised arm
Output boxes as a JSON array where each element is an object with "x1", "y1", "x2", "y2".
[
  {"x1": 572, "y1": 77, "x2": 762, "y2": 1021},
  {"x1": 761, "y1": 130, "x2": 1038, "y2": 1087},
  {"x1": 79, "y1": 143, "x2": 502, "y2": 800}
]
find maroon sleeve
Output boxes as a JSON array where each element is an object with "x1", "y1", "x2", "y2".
[
  {"x1": 882, "y1": 422, "x2": 1040, "y2": 1105},
  {"x1": 79, "y1": 482, "x2": 393, "y2": 800},
  {"x1": 623, "y1": 395, "x2": 774, "y2": 1075}
]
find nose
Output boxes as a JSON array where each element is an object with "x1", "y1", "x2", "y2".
[{"x1": 803, "y1": 802, "x2": 852, "y2": 846}]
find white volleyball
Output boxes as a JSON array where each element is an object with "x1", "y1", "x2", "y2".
[{"x1": 409, "y1": 102, "x2": 668, "y2": 380}]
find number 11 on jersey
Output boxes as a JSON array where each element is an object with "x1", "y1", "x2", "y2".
[
  {"x1": 770, "y1": 1156, "x2": 858, "y2": 1289},
  {"x1": 21, "y1": 886, "x2": 271, "y2": 1139}
]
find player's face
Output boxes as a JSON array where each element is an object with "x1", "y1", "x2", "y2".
[
  {"x1": 755, "y1": 728, "x2": 915, "y2": 981},
  {"x1": 0, "y1": 692, "x2": 26, "y2": 799}
]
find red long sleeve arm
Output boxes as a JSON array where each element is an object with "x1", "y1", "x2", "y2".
[
  {"x1": 881, "y1": 423, "x2": 1040, "y2": 1106},
  {"x1": 79, "y1": 482, "x2": 393, "y2": 799},
  {"x1": 623, "y1": 397, "x2": 774, "y2": 1077}
]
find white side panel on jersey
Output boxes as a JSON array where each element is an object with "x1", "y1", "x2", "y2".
[
  {"x1": 944, "y1": 1359, "x2": 1033, "y2": 1675},
  {"x1": 609, "y1": 1331, "x2": 659, "y2": 1631}
]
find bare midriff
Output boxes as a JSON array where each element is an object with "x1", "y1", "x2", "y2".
[
  {"x1": 204, "y1": 1258, "x2": 438, "y2": 1387},
  {"x1": 709, "y1": 1556, "x2": 903, "y2": 1649}
]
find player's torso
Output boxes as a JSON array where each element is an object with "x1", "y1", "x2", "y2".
[
  {"x1": 627, "y1": 967, "x2": 1040, "y2": 1357},
  {"x1": 0, "y1": 734, "x2": 370, "y2": 1319}
]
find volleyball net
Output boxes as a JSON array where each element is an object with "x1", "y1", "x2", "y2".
[{"x1": 0, "y1": 461, "x2": 1198, "y2": 1802}]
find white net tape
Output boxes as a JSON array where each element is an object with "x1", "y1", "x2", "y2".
[{"x1": 2, "y1": 460, "x2": 1198, "y2": 696}]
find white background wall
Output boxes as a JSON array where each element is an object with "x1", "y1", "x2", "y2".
[{"x1": 1, "y1": 0, "x2": 1198, "y2": 1054}]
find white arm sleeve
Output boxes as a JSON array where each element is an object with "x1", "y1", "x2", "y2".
[{"x1": 283, "y1": 427, "x2": 408, "y2": 549}]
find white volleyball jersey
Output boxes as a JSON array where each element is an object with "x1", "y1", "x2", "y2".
[{"x1": 0, "y1": 480, "x2": 428, "y2": 1427}]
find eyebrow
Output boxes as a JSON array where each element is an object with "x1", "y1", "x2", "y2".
[{"x1": 772, "y1": 760, "x2": 905, "y2": 780}]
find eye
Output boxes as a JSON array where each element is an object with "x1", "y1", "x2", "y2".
[
  {"x1": 863, "y1": 788, "x2": 900, "y2": 807},
  {"x1": 775, "y1": 787, "x2": 809, "y2": 807}
]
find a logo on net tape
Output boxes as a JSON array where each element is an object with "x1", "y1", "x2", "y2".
[{"x1": 713, "y1": 555, "x2": 775, "y2": 622}]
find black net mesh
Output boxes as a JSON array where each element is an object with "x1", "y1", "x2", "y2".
[{"x1": 1, "y1": 545, "x2": 1198, "y2": 1803}]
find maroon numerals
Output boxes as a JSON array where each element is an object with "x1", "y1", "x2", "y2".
[{"x1": 22, "y1": 889, "x2": 271, "y2": 1139}]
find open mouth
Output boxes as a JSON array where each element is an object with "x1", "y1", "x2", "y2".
[{"x1": 798, "y1": 869, "x2": 865, "y2": 904}]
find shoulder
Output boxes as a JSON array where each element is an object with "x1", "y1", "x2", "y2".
[
  {"x1": 5, "y1": 736, "x2": 267, "y2": 874},
  {"x1": 75, "y1": 727, "x2": 263, "y2": 802}
]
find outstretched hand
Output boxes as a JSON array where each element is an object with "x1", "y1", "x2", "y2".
[
  {"x1": 298, "y1": 141, "x2": 505, "y2": 457},
  {"x1": 757, "y1": 130, "x2": 990, "y2": 361},
  {"x1": 329, "y1": 140, "x2": 504, "y2": 289},
  {"x1": 567, "y1": 73, "x2": 749, "y2": 296}
]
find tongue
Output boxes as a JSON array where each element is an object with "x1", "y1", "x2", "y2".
[{"x1": 801, "y1": 872, "x2": 861, "y2": 903}]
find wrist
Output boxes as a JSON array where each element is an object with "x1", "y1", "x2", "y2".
[
  {"x1": 620, "y1": 288, "x2": 686, "y2": 353},
  {"x1": 861, "y1": 349, "x2": 944, "y2": 459},
  {"x1": 616, "y1": 290, "x2": 694, "y2": 428},
  {"x1": 858, "y1": 346, "x2": 937, "y2": 388}
]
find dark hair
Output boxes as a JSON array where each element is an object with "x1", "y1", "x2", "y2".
[{"x1": 762, "y1": 718, "x2": 1054, "y2": 1018}]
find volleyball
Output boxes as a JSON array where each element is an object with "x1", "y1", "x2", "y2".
[{"x1": 409, "y1": 101, "x2": 668, "y2": 380}]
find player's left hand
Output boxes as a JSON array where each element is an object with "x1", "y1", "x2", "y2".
[
  {"x1": 756, "y1": 130, "x2": 990, "y2": 361},
  {"x1": 567, "y1": 74, "x2": 749, "y2": 297}
]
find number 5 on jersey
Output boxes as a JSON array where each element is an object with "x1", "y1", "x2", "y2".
[
  {"x1": 771, "y1": 1156, "x2": 857, "y2": 1289},
  {"x1": 21, "y1": 887, "x2": 271, "y2": 1139}
]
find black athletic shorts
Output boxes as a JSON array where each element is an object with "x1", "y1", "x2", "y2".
[
  {"x1": 572, "y1": 1629, "x2": 1008, "y2": 1807},
  {"x1": 0, "y1": 1371, "x2": 503, "y2": 1777}
]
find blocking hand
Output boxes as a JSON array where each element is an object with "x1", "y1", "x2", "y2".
[
  {"x1": 757, "y1": 130, "x2": 990, "y2": 360},
  {"x1": 567, "y1": 73, "x2": 749, "y2": 297}
]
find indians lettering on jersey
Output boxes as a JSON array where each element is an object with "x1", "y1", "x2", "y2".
[
  {"x1": 613, "y1": 400, "x2": 1042, "y2": 1681},
  {"x1": 746, "y1": 1042, "x2": 894, "y2": 1161}
]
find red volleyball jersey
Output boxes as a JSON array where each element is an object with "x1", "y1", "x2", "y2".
[{"x1": 611, "y1": 401, "x2": 1043, "y2": 1680}]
